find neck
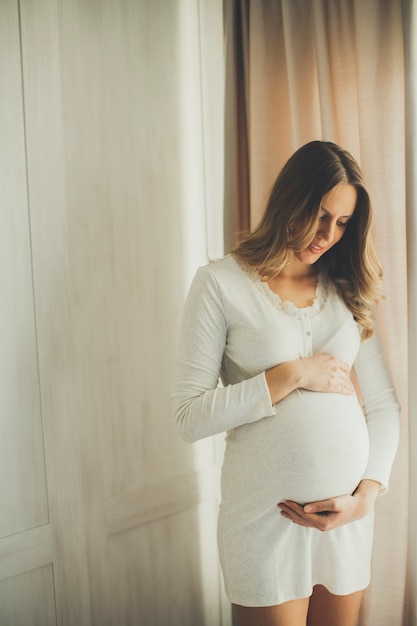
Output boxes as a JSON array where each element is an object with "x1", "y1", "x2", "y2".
[{"x1": 279, "y1": 258, "x2": 318, "y2": 280}]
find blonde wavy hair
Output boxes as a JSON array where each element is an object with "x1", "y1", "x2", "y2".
[{"x1": 232, "y1": 141, "x2": 383, "y2": 339}]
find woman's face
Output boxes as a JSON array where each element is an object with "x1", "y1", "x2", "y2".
[{"x1": 295, "y1": 183, "x2": 357, "y2": 265}]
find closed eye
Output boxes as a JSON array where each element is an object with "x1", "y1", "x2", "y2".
[{"x1": 319, "y1": 209, "x2": 352, "y2": 228}]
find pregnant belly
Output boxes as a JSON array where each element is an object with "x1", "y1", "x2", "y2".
[{"x1": 223, "y1": 391, "x2": 369, "y2": 507}]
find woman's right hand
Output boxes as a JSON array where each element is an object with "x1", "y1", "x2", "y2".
[{"x1": 265, "y1": 354, "x2": 354, "y2": 404}]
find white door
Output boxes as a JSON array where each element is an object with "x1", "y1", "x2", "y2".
[{"x1": 0, "y1": 1, "x2": 229, "y2": 624}]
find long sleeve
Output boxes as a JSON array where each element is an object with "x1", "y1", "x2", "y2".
[
  {"x1": 172, "y1": 266, "x2": 276, "y2": 443},
  {"x1": 353, "y1": 327, "x2": 401, "y2": 493}
]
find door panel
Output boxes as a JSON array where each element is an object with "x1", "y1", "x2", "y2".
[
  {"x1": 0, "y1": 0, "x2": 49, "y2": 541},
  {"x1": 0, "y1": 566, "x2": 56, "y2": 626},
  {"x1": 1, "y1": 0, "x2": 229, "y2": 624}
]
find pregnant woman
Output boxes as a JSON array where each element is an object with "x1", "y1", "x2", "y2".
[{"x1": 172, "y1": 141, "x2": 400, "y2": 626}]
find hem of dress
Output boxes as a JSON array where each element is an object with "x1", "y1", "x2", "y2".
[{"x1": 225, "y1": 578, "x2": 371, "y2": 608}]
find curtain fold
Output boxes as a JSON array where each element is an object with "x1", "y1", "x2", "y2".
[
  {"x1": 223, "y1": 0, "x2": 250, "y2": 252},
  {"x1": 403, "y1": 1, "x2": 417, "y2": 624},
  {"x1": 224, "y1": 1, "x2": 411, "y2": 623}
]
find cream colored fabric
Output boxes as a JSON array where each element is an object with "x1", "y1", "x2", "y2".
[
  {"x1": 224, "y1": 1, "x2": 410, "y2": 623},
  {"x1": 173, "y1": 256, "x2": 400, "y2": 605}
]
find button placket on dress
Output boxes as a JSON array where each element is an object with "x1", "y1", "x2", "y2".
[{"x1": 300, "y1": 311, "x2": 313, "y2": 357}]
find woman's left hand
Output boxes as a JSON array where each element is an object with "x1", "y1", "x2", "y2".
[{"x1": 277, "y1": 479, "x2": 381, "y2": 532}]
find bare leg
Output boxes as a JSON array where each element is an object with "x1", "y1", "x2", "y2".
[
  {"x1": 233, "y1": 597, "x2": 309, "y2": 626},
  {"x1": 307, "y1": 584, "x2": 365, "y2": 626}
]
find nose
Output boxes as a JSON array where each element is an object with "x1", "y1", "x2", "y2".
[{"x1": 317, "y1": 220, "x2": 336, "y2": 244}]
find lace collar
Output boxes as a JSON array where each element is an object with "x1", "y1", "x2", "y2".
[{"x1": 234, "y1": 256, "x2": 329, "y2": 319}]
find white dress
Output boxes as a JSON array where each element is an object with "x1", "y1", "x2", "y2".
[{"x1": 172, "y1": 255, "x2": 400, "y2": 606}]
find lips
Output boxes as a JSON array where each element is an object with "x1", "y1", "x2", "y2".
[{"x1": 308, "y1": 243, "x2": 325, "y2": 254}]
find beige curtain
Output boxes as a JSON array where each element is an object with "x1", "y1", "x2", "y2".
[
  {"x1": 224, "y1": 1, "x2": 411, "y2": 624},
  {"x1": 404, "y1": 1, "x2": 417, "y2": 624}
]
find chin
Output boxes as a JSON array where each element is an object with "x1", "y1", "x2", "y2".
[{"x1": 297, "y1": 253, "x2": 321, "y2": 265}]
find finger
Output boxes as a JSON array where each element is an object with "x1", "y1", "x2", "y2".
[
  {"x1": 282, "y1": 515, "x2": 312, "y2": 528},
  {"x1": 304, "y1": 503, "x2": 331, "y2": 514},
  {"x1": 279, "y1": 499, "x2": 344, "y2": 531},
  {"x1": 340, "y1": 360, "x2": 351, "y2": 373},
  {"x1": 278, "y1": 502, "x2": 302, "y2": 516},
  {"x1": 338, "y1": 383, "x2": 354, "y2": 396},
  {"x1": 279, "y1": 502, "x2": 328, "y2": 526},
  {"x1": 280, "y1": 507, "x2": 337, "y2": 530},
  {"x1": 278, "y1": 502, "x2": 307, "y2": 523},
  {"x1": 279, "y1": 500, "x2": 305, "y2": 513},
  {"x1": 334, "y1": 373, "x2": 354, "y2": 391},
  {"x1": 304, "y1": 499, "x2": 339, "y2": 514},
  {"x1": 312, "y1": 513, "x2": 338, "y2": 531},
  {"x1": 279, "y1": 507, "x2": 311, "y2": 526}
]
